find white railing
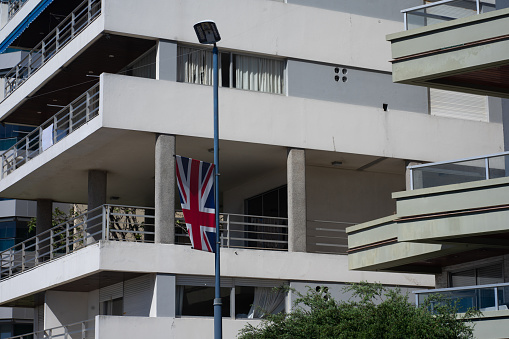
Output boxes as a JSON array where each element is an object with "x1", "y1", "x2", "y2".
[
  {"x1": 402, "y1": 0, "x2": 496, "y2": 30},
  {"x1": 7, "y1": 318, "x2": 95, "y2": 339},
  {"x1": 414, "y1": 282, "x2": 509, "y2": 313},
  {"x1": 1, "y1": 83, "x2": 99, "y2": 179},
  {"x1": 408, "y1": 151, "x2": 509, "y2": 190},
  {"x1": 175, "y1": 212, "x2": 289, "y2": 250},
  {"x1": 4, "y1": 0, "x2": 101, "y2": 98},
  {"x1": 0, "y1": 206, "x2": 289, "y2": 280},
  {"x1": 0, "y1": 204, "x2": 155, "y2": 280},
  {"x1": 7, "y1": 0, "x2": 29, "y2": 20}
]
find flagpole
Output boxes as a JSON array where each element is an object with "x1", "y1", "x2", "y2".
[{"x1": 213, "y1": 42, "x2": 222, "y2": 339}]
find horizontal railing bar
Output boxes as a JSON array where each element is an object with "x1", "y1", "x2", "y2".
[
  {"x1": 109, "y1": 229, "x2": 155, "y2": 235},
  {"x1": 414, "y1": 281, "x2": 509, "y2": 294},
  {"x1": 409, "y1": 151, "x2": 509, "y2": 170}
]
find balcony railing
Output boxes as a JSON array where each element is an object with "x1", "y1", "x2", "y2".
[
  {"x1": 408, "y1": 151, "x2": 509, "y2": 190},
  {"x1": 1, "y1": 83, "x2": 99, "y2": 179},
  {"x1": 4, "y1": 0, "x2": 101, "y2": 98},
  {"x1": 7, "y1": 0, "x2": 29, "y2": 21},
  {"x1": 414, "y1": 282, "x2": 509, "y2": 313},
  {"x1": 7, "y1": 318, "x2": 95, "y2": 339},
  {"x1": 402, "y1": 0, "x2": 496, "y2": 30},
  {"x1": 175, "y1": 212, "x2": 289, "y2": 250},
  {"x1": 0, "y1": 204, "x2": 288, "y2": 280}
]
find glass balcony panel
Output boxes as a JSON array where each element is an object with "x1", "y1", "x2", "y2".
[
  {"x1": 413, "y1": 158, "x2": 486, "y2": 189},
  {"x1": 489, "y1": 155, "x2": 509, "y2": 179}
]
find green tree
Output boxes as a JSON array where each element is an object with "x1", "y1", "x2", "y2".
[{"x1": 238, "y1": 282, "x2": 480, "y2": 339}]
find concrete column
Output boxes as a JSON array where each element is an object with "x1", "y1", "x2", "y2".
[
  {"x1": 155, "y1": 134, "x2": 175, "y2": 244},
  {"x1": 287, "y1": 148, "x2": 307, "y2": 252},
  {"x1": 156, "y1": 40, "x2": 177, "y2": 81},
  {"x1": 36, "y1": 199, "x2": 53, "y2": 235},
  {"x1": 150, "y1": 274, "x2": 176, "y2": 317},
  {"x1": 88, "y1": 170, "x2": 107, "y2": 242},
  {"x1": 405, "y1": 161, "x2": 423, "y2": 190},
  {"x1": 502, "y1": 99, "x2": 509, "y2": 176}
]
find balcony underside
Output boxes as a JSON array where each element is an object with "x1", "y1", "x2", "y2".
[
  {"x1": 348, "y1": 177, "x2": 509, "y2": 273},
  {"x1": 388, "y1": 8, "x2": 509, "y2": 98}
]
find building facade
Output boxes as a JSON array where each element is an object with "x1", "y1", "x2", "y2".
[
  {"x1": 0, "y1": 0, "x2": 504, "y2": 338},
  {"x1": 348, "y1": 1, "x2": 509, "y2": 338}
]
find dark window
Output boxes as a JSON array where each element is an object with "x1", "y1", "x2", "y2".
[
  {"x1": 235, "y1": 286, "x2": 255, "y2": 318},
  {"x1": 181, "y1": 286, "x2": 230, "y2": 317}
]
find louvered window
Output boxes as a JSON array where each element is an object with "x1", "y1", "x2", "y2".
[
  {"x1": 450, "y1": 263, "x2": 503, "y2": 287},
  {"x1": 430, "y1": 88, "x2": 488, "y2": 122}
]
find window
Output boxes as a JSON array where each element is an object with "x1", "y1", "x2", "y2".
[
  {"x1": 450, "y1": 263, "x2": 503, "y2": 287},
  {"x1": 177, "y1": 46, "x2": 284, "y2": 94},
  {"x1": 101, "y1": 298, "x2": 123, "y2": 316},
  {"x1": 176, "y1": 276, "x2": 287, "y2": 319}
]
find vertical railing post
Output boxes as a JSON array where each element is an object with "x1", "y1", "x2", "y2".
[
  {"x1": 53, "y1": 115, "x2": 58, "y2": 145},
  {"x1": 85, "y1": 91, "x2": 91, "y2": 122},
  {"x1": 410, "y1": 168, "x2": 414, "y2": 190},
  {"x1": 227, "y1": 214, "x2": 230, "y2": 248},
  {"x1": 38, "y1": 126, "x2": 43, "y2": 155},
  {"x1": 102, "y1": 205, "x2": 107, "y2": 240},
  {"x1": 35, "y1": 235, "x2": 39, "y2": 264},
  {"x1": 66, "y1": 221, "x2": 70, "y2": 254},
  {"x1": 48, "y1": 328, "x2": 52, "y2": 339},
  {"x1": 485, "y1": 157, "x2": 490, "y2": 180},
  {"x1": 415, "y1": 294, "x2": 419, "y2": 307},
  {"x1": 476, "y1": 0, "x2": 481, "y2": 14},
  {"x1": 495, "y1": 287, "x2": 499, "y2": 310},
  {"x1": 49, "y1": 229, "x2": 54, "y2": 260},
  {"x1": 27, "y1": 52, "x2": 32, "y2": 76},
  {"x1": 69, "y1": 104, "x2": 74, "y2": 133},
  {"x1": 106, "y1": 205, "x2": 110, "y2": 241},
  {"x1": 64, "y1": 326, "x2": 68, "y2": 339},
  {"x1": 8, "y1": 249, "x2": 13, "y2": 277},
  {"x1": 88, "y1": 0, "x2": 92, "y2": 23},
  {"x1": 41, "y1": 41, "x2": 46, "y2": 63},
  {"x1": 71, "y1": 12, "x2": 76, "y2": 38},
  {"x1": 404, "y1": 12, "x2": 408, "y2": 30},
  {"x1": 25, "y1": 133, "x2": 29, "y2": 161},
  {"x1": 1, "y1": 154, "x2": 4, "y2": 179},
  {"x1": 21, "y1": 242, "x2": 25, "y2": 271},
  {"x1": 55, "y1": 27, "x2": 60, "y2": 51},
  {"x1": 82, "y1": 321, "x2": 86, "y2": 339}
]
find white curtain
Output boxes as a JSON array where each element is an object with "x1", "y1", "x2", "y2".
[
  {"x1": 247, "y1": 287, "x2": 286, "y2": 318},
  {"x1": 177, "y1": 46, "x2": 214, "y2": 85},
  {"x1": 175, "y1": 285, "x2": 185, "y2": 315},
  {"x1": 235, "y1": 55, "x2": 283, "y2": 94}
]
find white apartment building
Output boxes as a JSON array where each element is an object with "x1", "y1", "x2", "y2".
[{"x1": 0, "y1": 0, "x2": 504, "y2": 338}]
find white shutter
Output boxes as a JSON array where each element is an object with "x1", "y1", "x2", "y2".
[
  {"x1": 99, "y1": 282, "x2": 123, "y2": 302},
  {"x1": 477, "y1": 263, "x2": 503, "y2": 285},
  {"x1": 123, "y1": 275, "x2": 153, "y2": 316},
  {"x1": 430, "y1": 88, "x2": 488, "y2": 122}
]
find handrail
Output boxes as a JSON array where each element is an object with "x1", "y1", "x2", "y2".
[
  {"x1": 413, "y1": 282, "x2": 509, "y2": 312},
  {"x1": 408, "y1": 151, "x2": 509, "y2": 190},
  {"x1": 3, "y1": 0, "x2": 101, "y2": 98},
  {"x1": 0, "y1": 205, "x2": 291, "y2": 280},
  {"x1": 0, "y1": 82, "x2": 100, "y2": 179},
  {"x1": 401, "y1": 0, "x2": 495, "y2": 30},
  {"x1": 7, "y1": 0, "x2": 29, "y2": 20},
  {"x1": 7, "y1": 318, "x2": 95, "y2": 339}
]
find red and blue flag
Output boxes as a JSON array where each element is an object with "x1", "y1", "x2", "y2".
[{"x1": 175, "y1": 155, "x2": 216, "y2": 252}]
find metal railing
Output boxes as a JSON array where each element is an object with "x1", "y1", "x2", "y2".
[
  {"x1": 0, "y1": 204, "x2": 155, "y2": 280},
  {"x1": 7, "y1": 0, "x2": 29, "y2": 20},
  {"x1": 4, "y1": 0, "x2": 101, "y2": 98},
  {"x1": 176, "y1": 212, "x2": 289, "y2": 250},
  {"x1": 0, "y1": 206, "x2": 289, "y2": 280},
  {"x1": 408, "y1": 151, "x2": 509, "y2": 190},
  {"x1": 414, "y1": 282, "x2": 509, "y2": 313},
  {"x1": 7, "y1": 318, "x2": 95, "y2": 339},
  {"x1": 1, "y1": 83, "x2": 99, "y2": 179},
  {"x1": 402, "y1": 0, "x2": 496, "y2": 30},
  {"x1": 307, "y1": 219, "x2": 357, "y2": 255}
]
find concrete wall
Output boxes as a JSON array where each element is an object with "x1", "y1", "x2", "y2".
[
  {"x1": 287, "y1": 0, "x2": 422, "y2": 21},
  {"x1": 45, "y1": 291, "x2": 89, "y2": 329},
  {"x1": 287, "y1": 60, "x2": 429, "y2": 114}
]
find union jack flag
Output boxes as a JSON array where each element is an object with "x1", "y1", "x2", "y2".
[{"x1": 175, "y1": 155, "x2": 216, "y2": 252}]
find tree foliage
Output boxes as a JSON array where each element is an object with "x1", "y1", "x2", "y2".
[{"x1": 238, "y1": 282, "x2": 480, "y2": 339}]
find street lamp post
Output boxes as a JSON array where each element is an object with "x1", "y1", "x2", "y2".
[{"x1": 193, "y1": 20, "x2": 222, "y2": 339}]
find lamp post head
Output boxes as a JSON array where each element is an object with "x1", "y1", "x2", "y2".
[{"x1": 193, "y1": 20, "x2": 221, "y2": 44}]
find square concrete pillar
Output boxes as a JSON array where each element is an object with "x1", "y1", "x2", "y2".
[
  {"x1": 150, "y1": 274, "x2": 176, "y2": 317},
  {"x1": 156, "y1": 40, "x2": 177, "y2": 81},
  {"x1": 287, "y1": 148, "x2": 307, "y2": 252},
  {"x1": 405, "y1": 161, "x2": 423, "y2": 190},
  {"x1": 155, "y1": 134, "x2": 175, "y2": 244},
  {"x1": 36, "y1": 199, "x2": 53, "y2": 235}
]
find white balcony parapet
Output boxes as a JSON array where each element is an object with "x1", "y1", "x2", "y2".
[
  {"x1": 1, "y1": 82, "x2": 99, "y2": 179},
  {"x1": 401, "y1": 0, "x2": 496, "y2": 30},
  {"x1": 408, "y1": 151, "x2": 509, "y2": 190},
  {"x1": 6, "y1": 318, "x2": 95, "y2": 339},
  {"x1": 7, "y1": 0, "x2": 29, "y2": 21},
  {"x1": 3, "y1": 0, "x2": 101, "y2": 98},
  {"x1": 0, "y1": 204, "x2": 289, "y2": 280},
  {"x1": 414, "y1": 282, "x2": 509, "y2": 313}
]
